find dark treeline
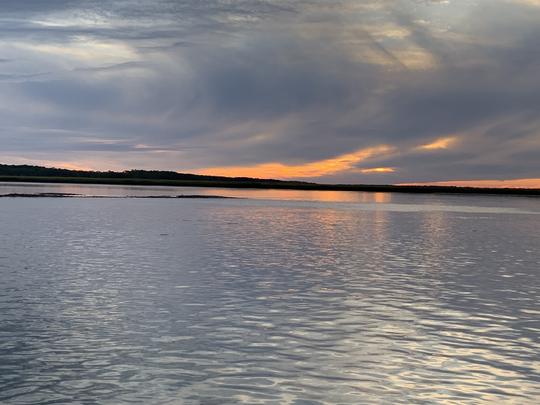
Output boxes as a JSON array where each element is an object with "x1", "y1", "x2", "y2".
[
  {"x1": 0, "y1": 164, "x2": 302, "y2": 184},
  {"x1": 1, "y1": 163, "x2": 539, "y2": 196}
]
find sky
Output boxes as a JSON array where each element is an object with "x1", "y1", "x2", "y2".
[{"x1": 1, "y1": 0, "x2": 539, "y2": 186}]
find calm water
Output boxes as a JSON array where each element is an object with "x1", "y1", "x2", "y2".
[{"x1": 1, "y1": 183, "x2": 539, "y2": 404}]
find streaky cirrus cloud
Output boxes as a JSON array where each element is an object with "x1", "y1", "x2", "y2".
[{"x1": 0, "y1": 0, "x2": 539, "y2": 185}]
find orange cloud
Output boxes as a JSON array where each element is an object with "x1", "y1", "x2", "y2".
[
  {"x1": 196, "y1": 145, "x2": 394, "y2": 179},
  {"x1": 358, "y1": 167, "x2": 395, "y2": 174},
  {"x1": 418, "y1": 136, "x2": 457, "y2": 150},
  {"x1": 513, "y1": 0, "x2": 540, "y2": 6},
  {"x1": 53, "y1": 162, "x2": 95, "y2": 171},
  {"x1": 399, "y1": 178, "x2": 540, "y2": 188}
]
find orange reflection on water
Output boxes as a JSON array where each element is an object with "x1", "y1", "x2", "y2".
[
  {"x1": 210, "y1": 189, "x2": 394, "y2": 203},
  {"x1": 0, "y1": 181, "x2": 396, "y2": 203},
  {"x1": 373, "y1": 192, "x2": 391, "y2": 203}
]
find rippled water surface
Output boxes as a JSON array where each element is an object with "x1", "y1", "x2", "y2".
[{"x1": 1, "y1": 183, "x2": 539, "y2": 404}]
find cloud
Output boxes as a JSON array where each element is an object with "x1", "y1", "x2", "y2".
[
  {"x1": 0, "y1": 0, "x2": 539, "y2": 184},
  {"x1": 358, "y1": 167, "x2": 395, "y2": 174},
  {"x1": 418, "y1": 137, "x2": 457, "y2": 150},
  {"x1": 196, "y1": 146, "x2": 393, "y2": 179}
]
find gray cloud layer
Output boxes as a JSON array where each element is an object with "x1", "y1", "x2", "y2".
[{"x1": 0, "y1": 0, "x2": 539, "y2": 182}]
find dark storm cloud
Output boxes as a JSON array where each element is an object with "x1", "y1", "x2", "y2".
[{"x1": 0, "y1": 0, "x2": 539, "y2": 181}]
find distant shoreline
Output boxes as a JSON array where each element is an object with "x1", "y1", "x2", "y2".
[
  {"x1": 0, "y1": 191, "x2": 236, "y2": 199},
  {"x1": 1, "y1": 176, "x2": 539, "y2": 197}
]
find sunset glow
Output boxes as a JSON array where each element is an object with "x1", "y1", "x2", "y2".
[
  {"x1": 2, "y1": 2, "x2": 540, "y2": 405},
  {"x1": 418, "y1": 137, "x2": 458, "y2": 151},
  {"x1": 359, "y1": 167, "x2": 395, "y2": 174},
  {"x1": 0, "y1": 0, "x2": 539, "y2": 187},
  {"x1": 400, "y1": 178, "x2": 540, "y2": 189},
  {"x1": 196, "y1": 146, "x2": 393, "y2": 179}
]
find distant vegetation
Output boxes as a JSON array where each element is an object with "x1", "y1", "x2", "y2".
[
  {"x1": 0, "y1": 164, "x2": 294, "y2": 183},
  {"x1": 0, "y1": 163, "x2": 539, "y2": 196}
]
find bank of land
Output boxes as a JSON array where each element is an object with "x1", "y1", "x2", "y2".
[{"x1": 1, "y1": 164, "x2": 538, "y2": 196}]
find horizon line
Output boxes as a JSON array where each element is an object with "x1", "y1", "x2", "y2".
[{"x1": 1, "y1": 162, "x2": 540, "y2": 192}]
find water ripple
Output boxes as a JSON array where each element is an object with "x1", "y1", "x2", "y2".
[{"x1": 0, "y1": 195, "x2": 539, "y2": 404}]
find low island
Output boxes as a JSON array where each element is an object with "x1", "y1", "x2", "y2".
[{"x1": 0, "y1": 163, "x2": 538, "y2": 196}]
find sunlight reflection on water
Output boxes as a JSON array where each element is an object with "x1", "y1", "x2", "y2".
[{"x1": 0, "y1": 186, "x2": 539, "y2": 404}]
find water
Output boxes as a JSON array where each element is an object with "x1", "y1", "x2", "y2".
[{"x1": 0, "y1": 183, "x2": 539, "y2": 404}]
